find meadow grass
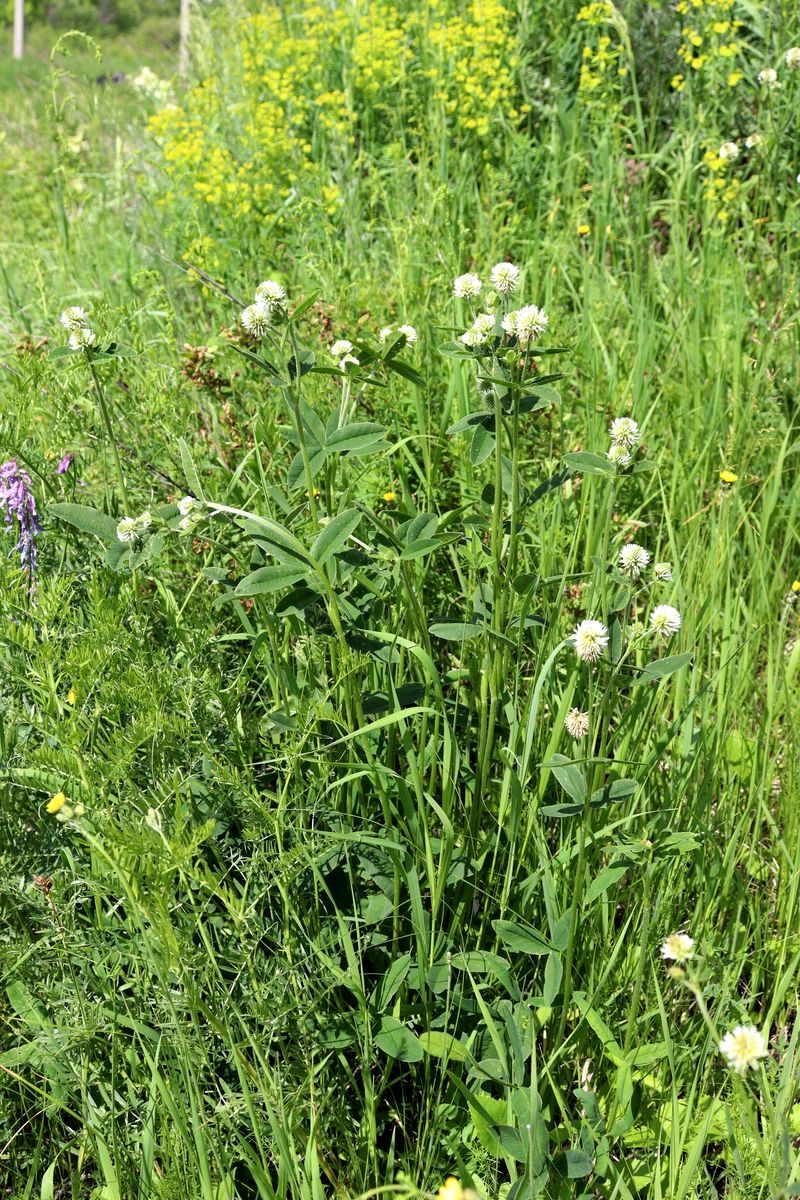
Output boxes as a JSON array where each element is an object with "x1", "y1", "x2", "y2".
[{"x1": 1, "y1": 2, "x2": 799, "y2": 1198}]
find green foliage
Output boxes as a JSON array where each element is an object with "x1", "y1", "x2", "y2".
[{"x1": 1, "y1": 2, "x2": 800, "y2": 1199}]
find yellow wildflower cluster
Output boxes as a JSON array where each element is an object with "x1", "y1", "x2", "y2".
[
  {"x1": 148, "y1": 0, "x2": 524, "y2": 236},
  {"x1": 427, "y1": 0, "x2": 523, "y2": 138},
  {"x1": 577, "y1": 2, "x2": 628, "y2": 110},
  {"x1": 673, "y1": 0, "x2": 744, "y2": 91},
  {"x1": 702, "y1": 146, "x2": 741, "y2": 224}
]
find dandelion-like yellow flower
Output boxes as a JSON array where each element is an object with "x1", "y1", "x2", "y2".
[
  {"x1": 46, "y1": 792, "x2": 67, "y2": 814},
  {"x1": 791, "y1": 580, "x2": 800, "y2": 593},
  {"x1": 719, "y1": 469, "x2": 738, "y2": 484},
  {"x1": 577, "y1": 223, "x2": 591, "y2": 235},
  {"x1": 67, "y1": 687, "x2": 76, "y2": 705},
  {"x1": 438, "y1": 1180, "x2": 465, "y2": 1200},
  {"x1": 382, "y1": 491, "x2": 397, "y2": 503}
]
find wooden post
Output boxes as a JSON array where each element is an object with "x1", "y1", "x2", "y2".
[
  {"x1": 13, "y1": 0, "x2": 24, "y2": 60},
  {"x1": 179, "y1": 0, "x2": 190, "y2": 82}
]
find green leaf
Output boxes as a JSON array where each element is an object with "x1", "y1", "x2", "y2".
[
  {"x1": 326, "y1": 422, "x2": 387, "y2": 453},
  {"x1": 563, "y1": 451, "x2": 614, "y2": 476},
  {"x1": 178, "y1": 437, "x2": 205, "y2": 501},
  {"x1": 384, "y1": 356, "x2": 425, "y2": 387},
  {"x1": 287, "y1": 446, "x2": 327, "y2": 490},
  {"x1": 235, "y1": 565, "x2": 307, "y2": 596},
  {"x1": 310, "y1": 509, "x2": 362, "y2": 565},
  {"x1": 446, "y1": 412, "x2": 492, "y2": 436},
  {"x1": 374, "y1": 1016, "x2": 424, "y2": 1062},
  {"x1": 584, "y1": 864, "x2": 628, "y2": 906},
  {"x1": 590, "y1": 778, "x2": 638, "y2": 807},
  {"x1": 633, "y1": 652, "x2": 692, "y2": 684},
  {"x1": 539, "y1": 802, "x2": 583, "y2": 818},
  {"x1": 418, "y1": 1031, "x2": 468, "y2": 1062},
  {"x1": 50, "y1": 502, "x2": 118, "y2": 542},
  {"x1": 543, "y1": 753, "x2": 587, "y2": 803},
  {"x1": 492, "y1": 919, "x2": 551, "y2": 955},
  {"x1": 373, "y1": 953, "x2": 412, "y2": 1011},
  {"x1": 428, "y1": 621, "x2": 484, "y2": 641},
  {"x1": 566, "y1": 1148, "x2": 593, "y2": 1178},
  {"x1": 495, "y1": 1125, "x2": 527, "y2": 1162},
  {"x1": 470, "y1": 423, "x2": 495, "y2": 466}
]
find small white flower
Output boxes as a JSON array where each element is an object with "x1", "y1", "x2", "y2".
[
  {"x1": 178, "y1": 514, "x2": 199, "y2": 533},
  {"x1": 68, "y1": 325, "x2": 96, "y2": 350},
  {"x1": 460, "y1": 313, "x2": 495, "y2": 347},
  {"x1": 609, "y1": 417, "x2": 640, "y2": 448},
  {"x1": 489, "y1": 262, "x2": 520, "y2": 294},
  {"x1": 757, "y1": 67, "x2": 779, "y2": 89},
  {"x1": 504, "y1": 304, "x2": 548, "y2": 345},
  {"x1": 717, "y1": 141, "x2": 739, "y2": 162},
  {"x1": 744, "y1": 132, "x2": 762, "y2": 149},
  {"x1": 719, "y1": 1025, "x2": 768, "y2": 1073},
  {"x1": 650, "y1": 604, "x2": 681, "y2": 638},
  {"x1": 453, "y1": 273, "x2": 483, "y2": 299},
  {"x1": 255, "y1": 279, "x2": 286, "y2": 306},
  {"x1": 178, "y1": 496, "x2": 197, "y2": 517},
  {"x1": 653, "y1": 562, "x2": 673, "y2": 582},
  {"x1": 660, "y1": 932, "x2": 694, "y2": 962},
  {"x1": 135, "y1": 511, "x2": 152, "y2": 533},
  {"x1": 379, "y1": 326, "x2": 394, "y2": 343},
  {"x1": 116, "y1": 517, "x2": 139, "y2": 543},
  {"x1": 564, "y1": 708, "x2": 590, "y2": 739},
  {"x1": 607, "y1": 443, "x2": 632, "y2": 467},
  {"x1": 339, "y1": 353, "x2": 360, "y2": 370},
  {"x1": 398, "y1": 324, "x2": 417, "y2": 344},
  {"x1": 619, "y1": 543, "x2": 651, "y2": 579},
  {"x1": 60, "y1": 306, "x2": 89, "y2": 331},
  {"x1": 241, "y1": 300, "x2": 272, "y2": 338},
  {"x1": 330, "y1": 339, "x2": 354, "y2": 360},
  {"x1": 786, "y1": 47, "x2": 800, "y2": 70},
  {"x1": 571, "y1": 619, "x2": 609, "y2": 663}
]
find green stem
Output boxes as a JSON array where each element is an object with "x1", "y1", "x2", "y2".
[{"x1": 89, "y1": 361, "x2": 129, "y2": 514}]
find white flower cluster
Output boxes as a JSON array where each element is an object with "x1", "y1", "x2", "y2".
[
  {"x1": 461, "y1": 313, "x2": 496, "y2": 347},
  {"x1": 606, "y1": 415, "x2": 640, "y2": 467},
  {"x1": 757, "y1": 66, "x2": 779, "y2": 89},
  {"x1": 453, "y1": 263, "x2": 548, "y2": 349},
  {"x1": 240, "y1": 278, "x2": 287, "y2": 339},
  {"x1": 787, "y1": 47, "x2": 800, "y2": 70},
  {"x1": 380, "y1": 323, "x2": 418, "y2": 346},
  {"x1": 177, "y1": 495, "x2": 203, "y2": 533},
  {"x1": 116, "y1": 511, "x2": 152, "y2": 543},
  {"x1": 717, "y1": 140, "x2": 739, "y2": 162},
  {"x1": 501, "y1": 304, "x2": 549, "y2": 345},
  {"x1": 60, "y1": 306, "x2": 96, "y2": 351},
  {"x1": 330, "y1": 338, "x2": 359, "y2": 370},
  {"x1": 131, "y1": 66, "x2": 172, "y2": 104}
]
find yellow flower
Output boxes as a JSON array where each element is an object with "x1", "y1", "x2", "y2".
[
  {"x1": 577, "y1": 223, "x2": 591, "y2": 235},
  {"x1": 67, "y1": 687, "x2": 76, "y2": 705},
  {"x1": 719, "y1": 469, "x2": 738, "y2": 484},
  {"x1": 46, "y1": 792, "x2": 67, "y2": 814},
  {"x1": 791, "y1": 580, "x2": 800, "y2": 593},
  {"x1": 438, "y1": 1181, "x2": 464, "y2": 1200},
  {"x1": 727, "y1": 71, "x2": 743, "y2": 86},
  {"x1": 382, "y1": 491, "x2": 397, "y2": 503},
  {"x1": 671, "y1": 73, "x2": 686, "y2": 90}
]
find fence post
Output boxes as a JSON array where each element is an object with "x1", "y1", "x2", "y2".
[
  {"x1": 179, "y1": 0, "x2": 190, "y2": 81},
  {"x1": 13, "y1": 0, "x2": 24, "y2": 59}
]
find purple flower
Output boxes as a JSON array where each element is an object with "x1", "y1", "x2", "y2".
[
  {"x1": 57, "y1": 453, "x2": 73, "y2": 475},
  {"x1": 0, "y1": 459, "x2": 41, "y2": 580}
]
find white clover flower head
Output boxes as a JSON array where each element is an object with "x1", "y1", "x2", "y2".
[
  {"x1": 653, "y1": 561, "x2": 673, "y2": 582},
  {"x1": 744, "y1": 132, "x2": 762, "y2": 149},
  {"x1": 339, "y1": 353, "x2": 360, "y2": 370},
  {"x1": 660, "y1": 932, "x2": 694, "y2": 962},
  {"x1": 135, "y1": 511, "x2": 152, "y2": 533},
  {"x1": 718, "y1": 141, "x2": 739, "y2": 162},
  {"x1": 489, "y1": 262, "x2": 520, "y2": 294},
  {"x1": 255, "y1": 279, "x2": 286, "y2": 306},
  {"x1": 650, "y1": 604, "x2": 681, "y2": 638},
  {"x1": 507, "y1": 304, "x2": 548, "y2": 345},
  {"x1": 564, "y1": 708, "x2": 590, "y2": 740},
  {"x1": 607, "y1": 443, "x2": 632, "y2": 467},
  {"x1": 619, "y1": 543, "x2": 651, "y2": 579},
  {"x1": 397, "y1": 324, "x2": 418, "y2": 345},
  {"x1": 68, "y1": 325, "x2": 96, "y2": 351},
  {"x1": 461, "y1": 313, "x2": 495, "y2": 347},
  {"x1": 609, "y1": 416, "x2": 640, "y2": 448},
  {"x1": 758, "y1": 66, "x2": 779, "y2": 88},
  {"x1": 786, "y1": 47, "x2": 800, "y2": 70},
  {"x1": 453, "y1": 273, "x2": 482, "y2": 299},
  {"x1": 330, "y1": 339, "x2": 354, "y2": 360},
  {"x1": 60, "y1": 306, "x2": 90, "y2": 331},
  {"x1": 719, "y1": 1025, "x2": 768, "y2": 1073},
  {"x1": 178, "y1": 496, "x2": 197, "y2": 517},
  {"x1": 178, "y1": 514, "x2": 199, "y2": 533},
  {"x1": 116, "y1": 516, "x2": 139, "y2": 543},
  {"x1": 379, "y1": 326, "x2": 394, "y2": 343},
  {"x1": 571, "y1": 619, "x2": 609, "y2": 663},
  {"x1": 241, "y1": 300, "x2": 272, "y2": 338}
]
